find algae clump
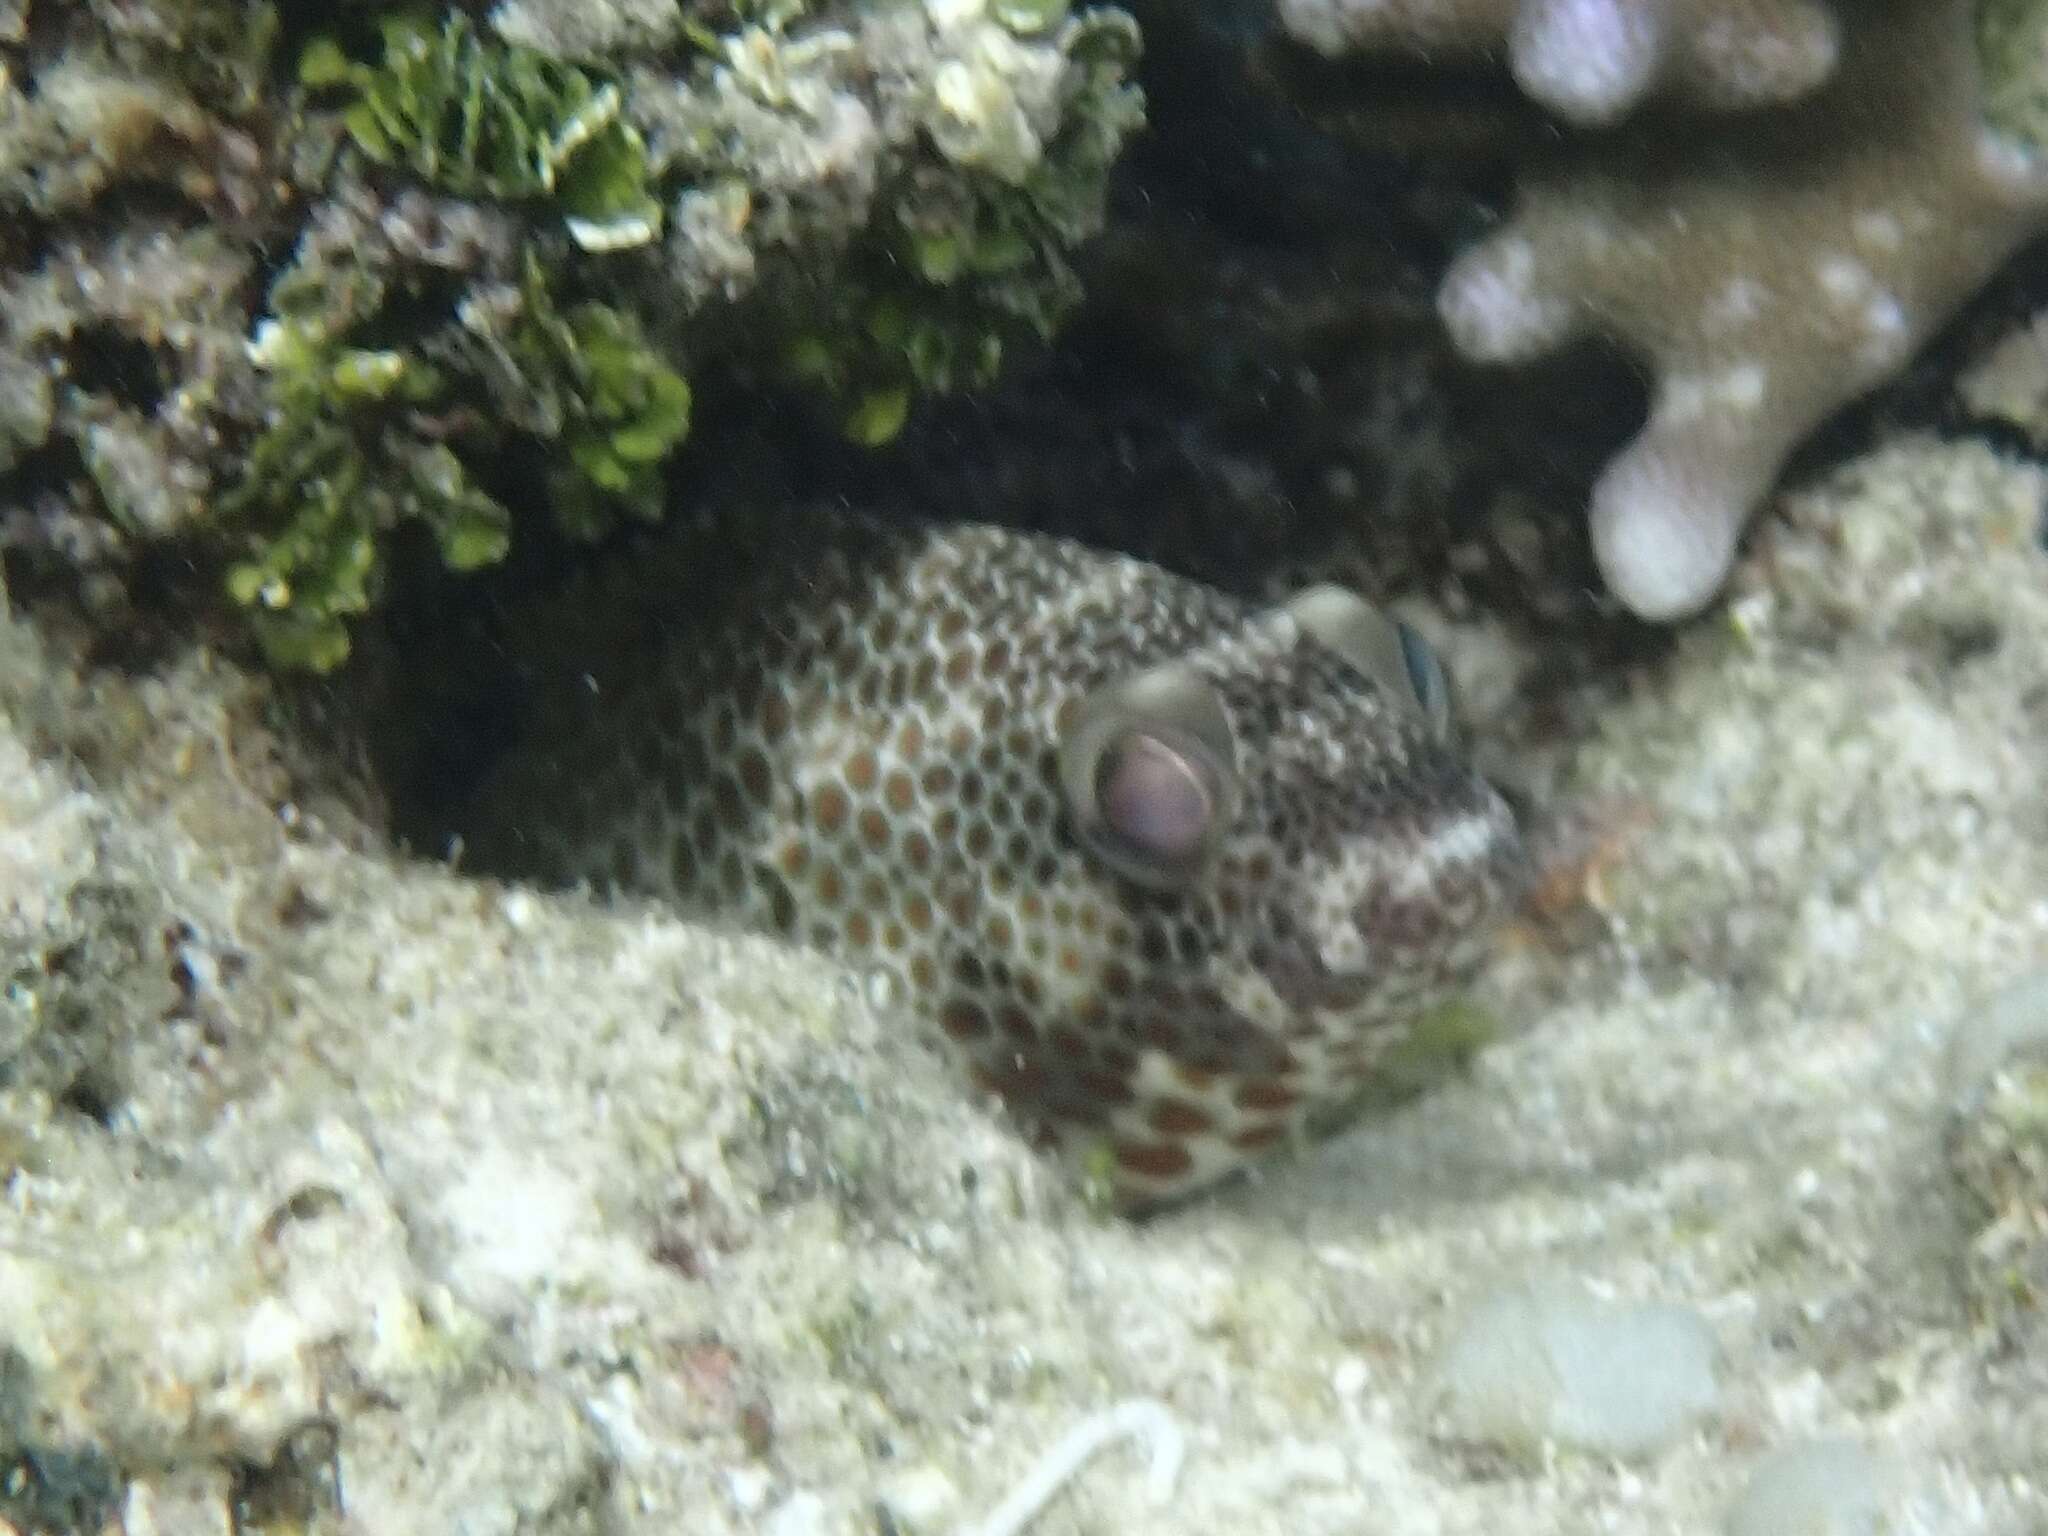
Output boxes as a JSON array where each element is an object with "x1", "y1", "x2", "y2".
[
  {"x1": 218, "y1": 12, "x2": 695, "y2": 672},
  {"x1": 776, "y1": 6, "x2": 1142, "y2": 443},
  {"x1": 223, "y1": 257, "x2": 689, "y2": 672},
  {"x1": 301, "y1": 13, "x2": 662, "y2": 249}
]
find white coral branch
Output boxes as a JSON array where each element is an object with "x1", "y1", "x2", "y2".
[{"x1": 955, "y1": 1398, "x2": 1186, "y2": 1536}]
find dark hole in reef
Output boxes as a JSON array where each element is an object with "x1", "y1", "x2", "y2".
[
  {"x1": 271, "y1": 0, "x2": 493, "y2": 73},
  {"x1": 55, "y1": 1068, "x2": 120, "y2": 1129},
  {"x1": 364, "y1": 519, "x2": 531, "y2": 860},
  {"x1": 357, "y1": 318, "x2": 1667, "y2": 869},
  {"x1": 0, "y1": 1441, "x2": 123, "y2": 1536},
  {"x1": 1934, "y1": 616, "x2": 2004, "y2": 668},
  {"x1": 0, "y1": 436, "x2": 89, "y2": 522},
  {"x1": 362, "y1": 370, "x2": 831, "y2": 861},
  {"x1": 231, "y1": 1419, "x2": 344, "y2": 1532}
]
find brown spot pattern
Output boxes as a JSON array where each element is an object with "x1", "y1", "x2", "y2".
[{"x1": 467, "y1": 506, "x2": 1522, "y2": 1210}]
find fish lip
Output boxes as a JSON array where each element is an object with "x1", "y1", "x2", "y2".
[
  {"x1": 1256, "y1": 790, "x2": 1527, "y2": 1006},
  {"x1": 1255, "y1": 942, "x2": 1382, "y2": 1013}
]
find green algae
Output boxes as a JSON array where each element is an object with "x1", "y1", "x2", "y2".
[
  {"x1": 1979, "y1": 0, "x2": 2048, "y2": 150},
  {"x1": 0, "y1": 0, "x2": 1145, "y2": 673},
  {"x1": 222, "y1": 256, "x2": 689, "y2": 671},
  {"x1": 303, "y1": 13, "x2": 661, "y2": 248},
  {"x1": 778, "y1": 6, "x2": 1142, "y2": 443}
]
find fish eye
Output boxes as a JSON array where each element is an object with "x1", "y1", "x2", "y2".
[
  {"x1": 1094, "y1": 733, "x2": 1216, "y2": 864},
  {"x1": 1059, "y1": 664, "x2": 1238, "y2": 889},
  {"x1": 1280, "y1": 584, "x2": 1458, "y2": 740}
]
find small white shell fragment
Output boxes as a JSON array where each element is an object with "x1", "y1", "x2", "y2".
[
  {"x1": 764, "y1": 1490, "x2": 829, "y2": 1536},
  {"x1": 1723, "y1": 1440, "x2": 1901, "y2": 1536},
  {"x1": 1425, "y1": 1281, "x2": 1719, "y2": 1458},
  {"x1": 877, "y1": 1463, "x2": 962, "y2": 1528}
]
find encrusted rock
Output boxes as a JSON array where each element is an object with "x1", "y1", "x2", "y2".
[{"x1": 1945, "y1": 975, "x2": 2048, "y2": 1347}]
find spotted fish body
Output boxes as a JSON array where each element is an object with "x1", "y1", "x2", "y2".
[{"x1": 470, "y1": 507, "x2": 1525, "y2": 1206}]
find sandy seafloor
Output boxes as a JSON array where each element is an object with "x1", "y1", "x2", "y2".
[{"x1": 3, "y1": 430, "x2": 2047, "y2": 1534}]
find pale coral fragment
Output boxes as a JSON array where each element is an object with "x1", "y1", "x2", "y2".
[{"x1": 1291, "y1": 0, "x2": 2048, "y2": 618}]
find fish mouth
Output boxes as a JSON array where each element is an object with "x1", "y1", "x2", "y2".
[
  {"x1": 1257, "y1": 795, "x2": 1527, "y2": 1007},
  {"x1": 1252, "y1": 939, "x2": 1383, "y2": 1014}
]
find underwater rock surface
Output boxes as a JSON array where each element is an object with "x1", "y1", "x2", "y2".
[
  {"x1": 0, "y1": 0, "x2": 1142, "y2": 669},
  {"x1": 3, "y1": 433, "x2": 2046, "y2": 1531},
  {"x1": 7, "y1": 1, "x2": 2048, "y2": 1532}
]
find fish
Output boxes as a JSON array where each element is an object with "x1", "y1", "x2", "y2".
[{"x1": 465, "y1": 506, "x2": 1526, "y2": 1207}]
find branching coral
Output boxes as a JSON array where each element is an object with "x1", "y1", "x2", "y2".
[
  {"x1": 1279, "y1": 0, "x2": 2048, "y2": 620},
  {"x1": 1277, "y1": 0, "x2": 1844, "y2": 126}
]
